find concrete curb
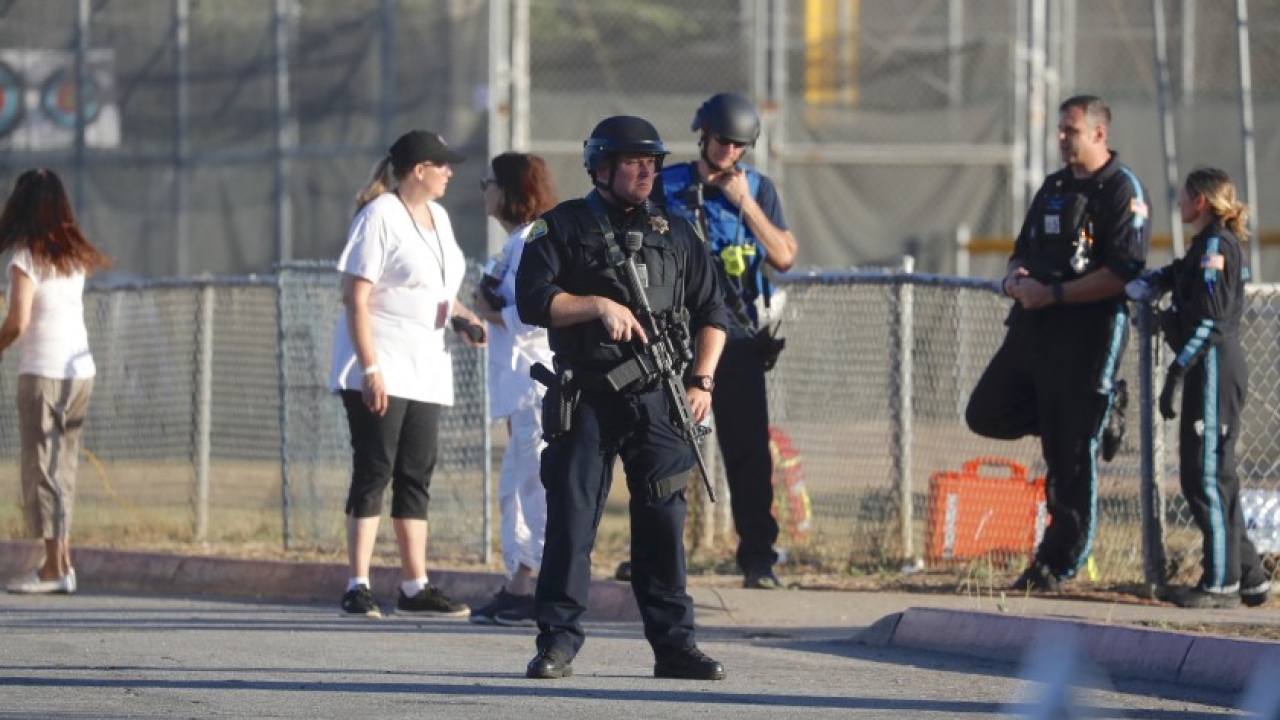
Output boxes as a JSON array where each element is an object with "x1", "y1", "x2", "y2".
[
  {"x1": 862, "y1": 606, "x2": 1280, "y2": 692},
  {"x1": 8, "y1": 541, "x2": 1279, "y2": 692},
  {"x1": 0, "y1": 541, "x2": 641, "y2": 622}
]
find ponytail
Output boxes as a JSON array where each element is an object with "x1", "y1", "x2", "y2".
[
  {"x1": 1223, "y1": 202, "x2": 1250, "y2": 244},
  {"x1": 1184, "y1": 166, "x2": 1250, "y2": 243},
  {"x1": 353, "y1": 156, "x2": 395, "y2": 217}
]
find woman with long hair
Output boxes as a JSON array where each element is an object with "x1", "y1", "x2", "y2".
[
  {"x1": 468, "y1": 152, "x2": 558, "y2": 626},
  {"x1": 328, "y1": 130, "x2": 485, "y2": 619},
  {"x1": 1131, "y1": 166, "x2": 1271, "y2": 608},
  {"x1": 0, "y1": 168, "x2": 111, "y2": 595}
]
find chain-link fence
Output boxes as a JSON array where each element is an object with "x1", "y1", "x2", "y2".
[
  {"x1": 275, "y1": 262, "x2": 490, "y2": 559},
  {"x1": 4, "y1": 268, "x2": 1276, "y2": 583},
  {"x1": 5, "y1": 1, "x2": 1280, "y2": 281},
  {"x1": 512, "y1": 0, "x2": 1280, "y2": 282}
]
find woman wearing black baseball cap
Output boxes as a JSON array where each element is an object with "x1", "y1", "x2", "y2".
[{"x1": 328, "y1": 129, "x2": 484, "y2": 620}]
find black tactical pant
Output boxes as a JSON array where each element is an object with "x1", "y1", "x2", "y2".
[
  {"x1": 712, "y1": 333, "x2": 779, "y2": 575},
  {"x1": 965, "y1": 302, "x2": 1127, "y2": 580},
  {"x1": 1178, "y1": 343, "x2": 1264, "y2": 592},
  {"x1": 534, "y1": 388, "x2": 697, "y2": 661}
]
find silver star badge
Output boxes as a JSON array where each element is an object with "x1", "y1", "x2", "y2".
[{"x1": 649, "y1": 216, "x2": 669, "y2": 234}]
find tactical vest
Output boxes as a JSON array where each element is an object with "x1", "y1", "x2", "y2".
[
  {"x1": 1025, "y1": 162, "x2": 1122, "y2": 283},
  {"x1": 545, "y1": 194, "x2": 684, "y2": 372},
  {"x1": 663, "y1": 161, "x2": 768, "y2": 324}
]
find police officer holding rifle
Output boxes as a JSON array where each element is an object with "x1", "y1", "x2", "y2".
[{"x1": 515, "y1": 116, "x2": 730, "y2": 680}]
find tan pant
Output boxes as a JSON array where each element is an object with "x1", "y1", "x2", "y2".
[{"x1": 18, "y1": 375, "x2": 93, "y2": 540}]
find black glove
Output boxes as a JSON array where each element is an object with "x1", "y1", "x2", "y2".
[{"x1": 1159, "y1": 364, "x2": 1183, "y2": 420}]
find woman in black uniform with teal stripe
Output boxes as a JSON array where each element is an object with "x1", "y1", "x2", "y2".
[{"x1": 1129, "y1": 167, "x2": 1271, "y2": 608}]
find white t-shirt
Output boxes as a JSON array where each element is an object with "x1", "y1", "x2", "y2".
[
  {"x1": 328, "y1": 193, "x2": 466, "y2": 405},
  {"x1": 486, "y1": 223, "x2": 552, "y2": 418},
  {"x1": 7, "y1": 248, "x2": 95, "y2": 379}
]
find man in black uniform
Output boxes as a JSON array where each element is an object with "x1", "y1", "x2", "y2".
[
  {"x1": 966, "y1": 95, "x2": 1149, "y2": 592},
  {"x1": 515, "y1": 116, "x2": 729, "y2": 680}
]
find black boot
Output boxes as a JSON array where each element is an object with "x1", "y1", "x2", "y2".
[
  {"x1": 526, "y1": 648, "x2": 573, "y2": 679},
  {"x1": 1241, "y1": 570, "x2": 1272, "y2": 608},
  {"x1": 654, "y1": 646, "x2": 726, "y2": 680},
  {"x1": 1011, "y1": 561, "x2": 1062, "y2": 592},
  {"x1": 1171, "y1": 584, "x2": 1240, "y2": 609}
]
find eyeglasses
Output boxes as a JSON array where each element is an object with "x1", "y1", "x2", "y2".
[
  {"x1": 479, "y1": 178, "x2": 497, "y2": 191},
  {"x1": 714, "y1": 136, "x2": 749, "y2": 148}
]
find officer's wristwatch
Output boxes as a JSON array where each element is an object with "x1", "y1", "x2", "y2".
[{"x1": 687, "y1": 375, "x2": 715, "y2": 393}]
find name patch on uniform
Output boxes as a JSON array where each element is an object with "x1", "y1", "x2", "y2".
[
  {"x1": 1130, "y1": 198, "x2": 1149, "y2": 219},
  {"x1": 635, "y1": 263, "x2": 650, "y2": 288},
  {"x1": 526, "y1": 218, "x2": 548, "y2": 242},
  {"x1": 1044, "y1": 215, "x2": 1061, "y2": 234},
  {"x1": 1200, "y1": 253, "x2": 1225, "y2": 270}
]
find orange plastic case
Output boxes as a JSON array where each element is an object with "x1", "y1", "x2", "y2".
[{"x1": 925, "y1": 457, "x2": 1048, "y2": 563}]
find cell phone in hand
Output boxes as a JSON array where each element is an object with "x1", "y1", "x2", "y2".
[{"x1": 451, "y1": 316, "x2": 485, "y2": 343}]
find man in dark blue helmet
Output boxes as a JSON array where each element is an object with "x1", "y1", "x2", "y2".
[
  {"x1": 515, "y1": 115, "x2": 729, "y2": 681},
  {"x1": 653, "y1": 92, "x2": 798, "y2": 590}
]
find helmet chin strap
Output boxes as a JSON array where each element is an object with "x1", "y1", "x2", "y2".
[{"x1": 593, "y1": 158, "x2": 647, "y2": 210}]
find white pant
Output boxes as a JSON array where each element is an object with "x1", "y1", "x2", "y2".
[{"x1": 499, "y1": 404, "x2": 547, "y2": 578}]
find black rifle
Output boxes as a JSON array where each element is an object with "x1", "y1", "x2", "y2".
[{"x1": 612, "y1": 230, "x2": 717, "y2": 503}]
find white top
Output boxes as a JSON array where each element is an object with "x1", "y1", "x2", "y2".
[
  {"x1": 487, "y1": 223, "x2": 552, "y2": 418},
  {"x1": 328, "y1": 193, "x2": 466, "y2": 405},
  {"x1": 7, "y1": 248, "x2": 95, "y2": 379}
]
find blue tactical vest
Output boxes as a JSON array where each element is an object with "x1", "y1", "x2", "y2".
[{"x1": 662, "y1": 161, "x2": 769, "y2": 326}]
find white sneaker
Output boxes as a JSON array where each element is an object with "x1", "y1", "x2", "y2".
[{"x1": 6, "y1": 568, "x2": 76, "y2": 594}]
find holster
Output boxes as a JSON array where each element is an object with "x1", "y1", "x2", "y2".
[
  {"x1": 477, "y1": 276, "x2": 506, "y2": 309},
  {"x1": 532, "y1": 362, "x2": 580, "y2": 440},
  {"x1": 754, "y1": 325, "x2": 787, "y2": 372},
  {"x1": 634, "y1": 469, "x2": 693, "y2": 504}
]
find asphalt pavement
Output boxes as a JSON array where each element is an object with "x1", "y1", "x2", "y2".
[{"x1": 2, "y1": 541, "x2": 1278, "y2": 718}]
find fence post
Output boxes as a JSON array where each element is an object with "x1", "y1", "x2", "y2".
[
  {"x1": 891, "y1": 256, "x2": 917, "y2": 566},
  {"x1": 481, "y1": 343, "x2": 493, "y2": 566},
  {"x1": 276, "y1": 270, "x2": 292, "y2": 549},
  {"x1": 194, "y1": 282, "x2": 214, "y2": 542},
  {"x1": 1137, "y1": 301, "x2": 1168, "y2": 591}
]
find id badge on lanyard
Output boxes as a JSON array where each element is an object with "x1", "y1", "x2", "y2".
[{"x1": 434, "y1": 300, "x2": 450, "y2": 329}]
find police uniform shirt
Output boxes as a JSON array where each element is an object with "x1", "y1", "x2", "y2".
[
  {"x1": 656, "y1": 162, "x2": 790, "y2": 239},
  {"x1": 657, "y1": 162, "x2": 788, "y2": 324},
  {"x1": 514, "y1": 195, "x2": 730, "y2": 370},
  {"x1": 1168, "y1": 221, "x2": 1246, "y2": 370},
  {"x1": 1012, "y1": 151, "x2": 1149, "y2": 290}
]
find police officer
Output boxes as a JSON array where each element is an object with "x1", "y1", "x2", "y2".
[
  {"x1": 965, "y1": 95, "x2": 1149, "y2": 592},
  {"x1": 515, "y1": 116, "x2": 730, "y2": 680},
  {"x1": 654, "y1": 92, "x2": 797, "y2": 589},
  {"x1": 1127, "y1": 167, "x2": 1270, "y2": 609}
]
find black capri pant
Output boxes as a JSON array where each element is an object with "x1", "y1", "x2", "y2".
[{"x1": 340, "y1": 390, "x2": 441, "y2": 520}]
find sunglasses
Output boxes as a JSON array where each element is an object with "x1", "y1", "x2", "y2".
[
  {"x1": 715, "y1": 136, "x2": 749, "y2": 148},
  {"x1": 479, "y1": 178, "x2": 497, "y2": 191}
]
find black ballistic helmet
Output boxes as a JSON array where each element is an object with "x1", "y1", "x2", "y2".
[
  {"x1": 692, "y1": 93, "x2": 761, "y2": 145},
  {"x1": 583, "y1": 115, "x2": 670, "y2": 174}
]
